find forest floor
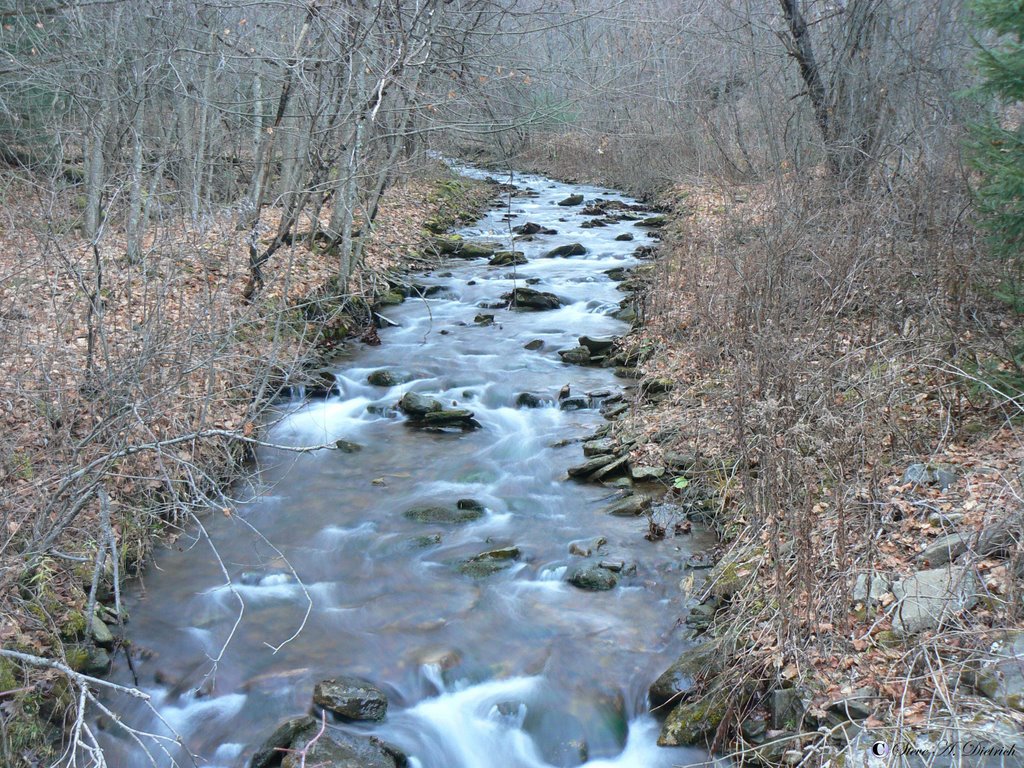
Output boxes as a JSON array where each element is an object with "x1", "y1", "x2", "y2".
[
  {"x1": 0, "y1": 161, "x2": 495, "y2": 764},
  {"x1": 506, "y1": 137, "x2": 1024, "y2": 764}
]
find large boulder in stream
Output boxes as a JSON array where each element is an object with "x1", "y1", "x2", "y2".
[
  {"x1": 398, "y1": 392, "x2": 480, "y2": 430},
  {"x1": 397, "y1": 392, "x2": 442, "y2": 416},
  {"x1": 567, "y1": 563, "x2": 618, "y2": 591},
  {"x1": 280, "y1": 722, "x2": 406, "y2": 768},
  {"x1": 488, "y1": 250, "x2": 528, "y2": 267},
  {"x1": 503, "y1": 287, "x2": 563, "y2": 311},
  {"x1": 313, "y1": 676, "x2": 388, "y2": 721},
  {"x1": 558, "y1": 194, "x2": 585, "y2": 206}
]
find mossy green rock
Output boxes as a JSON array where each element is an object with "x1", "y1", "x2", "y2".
[
  {"x1": 636, "y1": 215, "x2": 668, "y2": 228},
  {"x1": 90, "y1": 617, "x2": 115, "y2": 648},
  {"x1": 430, "y1": 234, "x2": 464, "y2": 254},
  {"x1": 558, "y1": 346, "x2": 593, "y2": 365},
  {"x1": 378, "y1": 291, "x2": 404, "y2": 306},
  {"x1": 657, "y1": 693, "x2": 728, "y2": 746},
  {"x1": 458, "y1": 547, "x2": 521, "y2": 578},
  {"x1": 404, "y1": 505, "x2": 484, "y2": 524},
  {"x1": 544, "y1": 243, "x2": 587, "y2": 258},
  {"x1": 488, "y1": 250, "x2": 527, "y2": 267},
  {"x1": 458, "y1": 241, "x2": 500, "y2": 259}
]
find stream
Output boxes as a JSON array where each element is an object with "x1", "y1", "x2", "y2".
[{"x1": 97, "y1": 166, "x2": 714, "y2": 768}]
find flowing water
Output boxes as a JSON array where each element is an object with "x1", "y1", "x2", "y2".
[{"x1": 98, "y1": 166, "x2": 714, "y2": 768}]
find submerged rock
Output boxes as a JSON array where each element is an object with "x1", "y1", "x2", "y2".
[
  {"x1": 458, "y1": 546, "x2": 521, "y2": 578},
  {"x1": 404, "y1": 504, "x2": 485, "y2": 524},
  {"x1": 313, "y1": 676, "x2": 388, "y2": 721},
  {"x1": 524, "y1": 339, "x2": 545, "y2": 350}
]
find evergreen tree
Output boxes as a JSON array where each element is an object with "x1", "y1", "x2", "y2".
[{"x1": 969, "y1": 0, "x2": 1024, "y2": 294}]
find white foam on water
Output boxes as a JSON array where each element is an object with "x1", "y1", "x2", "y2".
[
  {"x1": 390, "y1": 677, "x2": 703, "y2": 768},
  {"x1": 158, "y1": 692, "x2": 247, "y2": 737},
  {"x1": 271, "y1": 397, "x2": 375, "y2": 444}
]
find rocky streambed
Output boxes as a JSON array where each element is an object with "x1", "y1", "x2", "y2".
[{"x1": 94, "y1": 165, "x2": 717, "y2": 768}]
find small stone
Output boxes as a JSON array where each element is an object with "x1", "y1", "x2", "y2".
[
  {"x1": 524, "y1": 339, "x2": 544, "y2": 350},
  {"x1": 90, "y1": 618, "x2": 114, "y2": 648},
  {"x1": 473, "y1": 314, "x2": 495, "y2": 326},
  {"x1": 335, "y1": 439, "x2": 363, "y2": 453},
  {"x1": 615, "y1": 233, "x2": 634, "y2": 242}
]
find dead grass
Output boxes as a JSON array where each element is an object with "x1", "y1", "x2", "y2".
[{"x1": 618, "y1": 168, "x2": 1024, "y2": 759}]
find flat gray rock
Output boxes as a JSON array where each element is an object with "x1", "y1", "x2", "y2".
[{"x1": 892, "y1": 566, "x2": 979, "y2": 635}]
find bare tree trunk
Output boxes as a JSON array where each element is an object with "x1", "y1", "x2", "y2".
[{"x1": 126, "y1": 84, "x2": 145, "y2": 263}]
